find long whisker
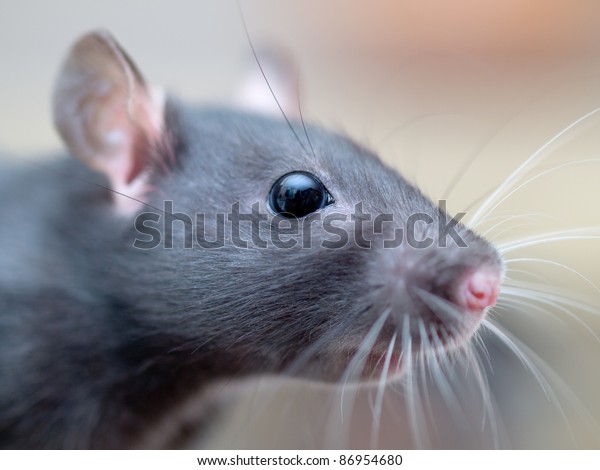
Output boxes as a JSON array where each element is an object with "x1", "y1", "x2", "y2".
[
  {"x1": 402, "y1": 316, "x2": 428, "y2": 448},
  {"x1": 501, "y1": 279, "x2": 600, "y2": 317},
  {"x1": 497, "y1": 227, "x2": 600, "y2": 254},
  {"x1": 416, "y1": 320, "x2": 438, "y2": 445},
  {"x1": 468, "y1": 107, "x2": 600, "y2": 227},
  {"x1": 339, "y1": 308, "x2": 392, "y2": 404},
  {"x1": 482, "y1": 319, "x2": 557, "y2": 402},
  {"x1": 370, "y1": 333, "x2": 397, "y2": 449},
  {"x1": 427, "y1": 325, "x2": 470, "y2": 432},
  {"x1": 463, "y1": 344, "x2": 495, "y2": 439},
  {"x1": 472, "y1": 158, "x2": 600, "y2": 228},
  {"x1": 504, "y1": 258, "x2": 600, "y2": 293},
  {"x1": 484, "y1": 318, "x2": 600, "y2": 443},
  {"x1": 296, "y1": 72, "x2": 316, "y2": 159},
  {"x1": 496, "y1": 296, "x2": 569, "y2": 330},
  {"x1": 324, "y1": 308, "x2": 391, "y2": 447},
  {"x1": 472, "y1": 328, "x2": 492, "y2": 371},
  {"x1": 236, "y1": 0, "x2": 308, "y2": 154},
  {"x1": 501, "y1": 285, "x2": 600, "y2": 343},
  {"x1": 481, "y1": 319, "x2": 579, "y2": 444},
  {"x1": 481, "y1": 213, "x2": 554, "y2": 240},
  {"x1": 442, "y1": 66, "x2": 600, "y2": 202},
  {"x1": 503, "y1": 267, "x2": 550, "y2": 285}
]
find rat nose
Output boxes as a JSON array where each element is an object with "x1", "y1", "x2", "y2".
[{"x1": 455, "y1": 269, "x2": 501, "y2": 311}]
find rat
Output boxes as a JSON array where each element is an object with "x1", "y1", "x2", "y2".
[{"x1": 0, "y1": 30, "x2": 503, "y2": 449}]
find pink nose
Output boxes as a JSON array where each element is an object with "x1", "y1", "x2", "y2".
[{"x1": 457, "y1": 270, "x2": 501, "y2": 311}]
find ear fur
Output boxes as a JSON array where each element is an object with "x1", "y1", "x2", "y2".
[{"x1": 53, "y1": 30, "x2": 166, "y2": 211}]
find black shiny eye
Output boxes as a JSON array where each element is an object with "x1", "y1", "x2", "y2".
[{"x1": 269, "y1": 171, "x2": 334, "y2": 218}]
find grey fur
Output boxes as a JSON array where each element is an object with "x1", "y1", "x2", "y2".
[{"x1": 0, "y1": 101, "x2": 502, "y2": 448}]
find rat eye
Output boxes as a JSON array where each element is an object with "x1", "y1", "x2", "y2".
[{"x1": 269, "y1": 171, "x2": 334, "y2": 218}]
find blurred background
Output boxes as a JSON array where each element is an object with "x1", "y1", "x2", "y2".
[{"x1": 1, "y1": 0, "x2": 600, "y2": 448}]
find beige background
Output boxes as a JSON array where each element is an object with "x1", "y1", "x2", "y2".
[{"x1": 1, "y1": 0, "x2": 600, "y2": 448}]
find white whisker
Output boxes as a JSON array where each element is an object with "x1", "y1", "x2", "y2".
[
  {"x1": 503, "y1": 268, "x2": 550, "y2": 284},
  {"x1": 484, "y1": 319, "x2": 600, "y2": 443},
  {"x1": 504, "y1": 257, "x2": 600, "y2": 294},
  {"x1": 415, "y1": 289, "x2": 463, "y2": 324},
  {"x1": 481, "y1": 213, "x2": 551, "y2": 240},
  {"x1": 498, "y1": 228, "x2": 600, "y2": 254},
  {"x1": 475, "y1": 158, "x2": 600, "y2": 229},
  {"x1": 427, "y1": 326, "x2": 469, "y2": 431},
  {"x1": 469, "y1": 106, "x2": 600, "y2": 227},
  {"x1": 501, "y1": 285, "x2": 600, "y2": 343},
  {"x1": 325, "y1": 308, "x2": 391, "y2": 448},
  {"x1": 482, "y1": 319, "x2": 578, "y2": 444},
  {"x1": 402, "y1": 316, "x2": 429, "y2": 448},
  {"x1": 417, "y1": 321, "x2": 439, "y2": 444},
  {"x1": 465, "y1": 343, "x2": 503, "y2": 447},
  {"x1": 482, "y1": 319, "x2": 557, "y2": 402},
  {"x1": 370, "y1": 333, "x2": 397, "y2": 449},
  {"x1": 502, "y1": 279, "x2": 600, "y2": 318}
]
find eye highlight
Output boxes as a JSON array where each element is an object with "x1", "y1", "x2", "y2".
[{"x1": 269, "y1": 171, "x2": 334, "y2": 218}]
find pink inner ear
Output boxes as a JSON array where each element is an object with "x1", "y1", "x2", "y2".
[
  {"x1": 102, "y1": 86, "x2": 166, "y2": 213},
  {"x1": 53, "y1": 31, "x2": 167, "y2": 214},
  {"x1": 98, "y1": 81, "x2": 165, "y2": 182}
]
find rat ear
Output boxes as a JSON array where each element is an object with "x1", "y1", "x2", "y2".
[{"x1": 53, "y1": 30, "x2": 166, "y2": 210}]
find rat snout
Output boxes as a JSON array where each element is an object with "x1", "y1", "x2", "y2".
[{"x1": 454, "y1": 268, "x2": 501, "y2": 312}]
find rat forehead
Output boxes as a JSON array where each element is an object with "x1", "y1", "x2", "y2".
[{"x1": 175, "y1": 103, "x2": 374, "y2": 164}]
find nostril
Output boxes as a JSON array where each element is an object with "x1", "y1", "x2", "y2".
[{"x1": 456, "y1": 269, "x2": 501, "y2": 312}]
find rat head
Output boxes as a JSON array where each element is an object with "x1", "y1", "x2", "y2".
[{"x1": 53, "y1": 31, "x2": 503, "y2": 384}]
